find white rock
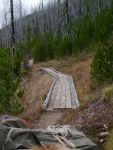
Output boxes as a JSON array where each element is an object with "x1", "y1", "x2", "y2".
[
  {"x1": 29, "y1": 59, "x2": 34, "y2": 67},
  {"x1": 99, "y1": 132, "x2": 109, "y2": 137},
  {"x1": 100, "y1": 139, "x2": 104, "y2": 143}
]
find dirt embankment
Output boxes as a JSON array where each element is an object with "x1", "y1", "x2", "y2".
[
  {"x1": 20, "y1": 64, "x2": 54, "y2": 122},
  {"x1": 58, "y1": 54, "x2": 93, "y2": 104}
]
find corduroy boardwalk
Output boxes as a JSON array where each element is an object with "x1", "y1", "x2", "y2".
[{"x1": 42, "y1": 68, "x2": 80, "y2": 111}]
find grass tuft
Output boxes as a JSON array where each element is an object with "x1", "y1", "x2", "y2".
[
  {"x1": 105, "y1": 130, "x2": 113, "y2": 150},
  {"x1": 102, "y1": 85, "x2": 113, "y2": 101}
]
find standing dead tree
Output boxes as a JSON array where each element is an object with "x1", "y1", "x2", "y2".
[
  {"x1": 2, "y1": 1, "x2": 9, "y2": 47},
  {"x1": 57, "y1": 0, "x2": 62, "y2": 37},
  {"x1": 65, "y1": 0, "x2": 70, "y2": 37},
  {"x1": 10, "y1": 0, "x2": 15, "y2": 56}
]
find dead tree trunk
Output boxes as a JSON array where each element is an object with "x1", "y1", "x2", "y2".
[
  {"x1": 65, "y1": 0, "x2": 70, "y2": 37},
  {"x1": 57, "y1": 0, "x2": 62, "y2": 37},
  {"x1": 10, "y1": 0, "x2": 15, "y2": 56}
]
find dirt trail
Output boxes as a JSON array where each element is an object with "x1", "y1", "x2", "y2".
[{"x1": 33, "y1": 111, "x2": 63, "y2": 129}]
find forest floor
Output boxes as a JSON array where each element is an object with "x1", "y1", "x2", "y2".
[{"x1": 19, "y1": 52, "x2": 113, "y2": 150}]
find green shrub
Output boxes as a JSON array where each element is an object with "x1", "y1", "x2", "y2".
[
  {"x1": 102, "y1": 86, "x2": 113, "y2": 101},
  {"x1": 46, "y1": 33, "x2": 55, "y2": 60},
  {"x1": 11, "y1": 98, "x2": 24, "y2": 115},
  {"x1": 72, "y1": 15, "x2": 94, "y2": 51},
  {"x1": 91, "y1": 36, "x2": 113, "y2": 82},
  {"x1": 17, "y1": 89, "x2": 24, "y2": 99},
  {"x1": 95, "y1": 9, "x2": 113, "y2": 42},
  {"x1": 42, "y1": 93, "x2": 47, "y2": 102},
  {"x1": 57, "y1": 37, "x2": 72, "y2": 57},
  {"x1": 0, "y1": 48, "x2": 14, "y2": 113},
  {"x1": 0, "y1": 48, "x2": 24, "y2": 114},
  {"x1": 33, "y1": 36, "x2": 47, "y2": 62}
]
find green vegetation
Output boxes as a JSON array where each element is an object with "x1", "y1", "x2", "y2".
[
  {"x1": 28, "y1": 7, "x2": 113, "y2": 68},
  {"x1": 17, "y1": 89, "x2": 24, "y2": 99},
  {"x1": 11, "y1": 98, "x2": 24, "y2": 115},
  {"x1": 0, "y1": 48, "x2": 24, "y2": 114},
  {"x1": 0, "y1": 1, "x2": 113, "y2": 115},
  {"x1": 102, "y1": 85, "x2": 113, "y2": 101},
  {"x1": 0, "y1": 48, "x2": 14, "y2": 113},
  {"x1": 31, "y1": 14, "x2": 95, "y2": 62},
  {"x1": 105, "y1": 130, "x2": 113, "y2": 150},
  {"x1": 91, "y1": 34, "x2": 113, "y2": 83},
  {"x1": 42, "y1": 93, "x2": 47, "y2": 102}
]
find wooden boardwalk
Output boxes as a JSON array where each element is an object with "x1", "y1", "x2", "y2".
[{"x1": 43, "y1": 68, "x2": 80, "y2": 111}]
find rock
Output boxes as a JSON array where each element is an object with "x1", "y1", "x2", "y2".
[
  {"x1": 103, "y1": 124, "x2": 108, "y2": 129},
  {"x1": 99, "y1": 132, "x2": 109, "y2": 138},
  {"x1": 29, "y1": 59, "x2": 34, "y2": 67},
  {"x1": 100, "y1": 139, "x2": 104, "y2": 143}
]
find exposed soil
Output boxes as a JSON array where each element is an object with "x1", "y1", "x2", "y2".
[
  {"x1": 33, "y1": 111, "x2": 63, "y2": 129},
  {"x1": 60, "y1": 100, "x2": 113, "y2": 132},
  {"x1": 59, "y1": 100, "x2": 113, "y2": 150},
  {"x1": 75, "y1": 100, "x2": 113, "y2": 139}
]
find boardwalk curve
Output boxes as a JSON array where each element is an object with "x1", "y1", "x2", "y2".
[{"x1": 42, "y1": 68, "x2": 80, "y2": 111}]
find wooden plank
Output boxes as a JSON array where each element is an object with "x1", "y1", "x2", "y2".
[
  {"x1": 54, "y1": 98, "x2": 60, "y2": 109},
  {"x1": 48, "y1": 94, "x2": 56, "y2": 109},
  {"x1": 60, "y1": 96, "x2": 66, "y2": 108},
  {"x1": 69, "y1": 76, "x2": 80, "y2": 107},
  {"x1": 66, "y1": 76, "x2": 76, "y2": 108},
  {"x1": 65, "y1": 90, "x2": 71, "y2": 108},
  {"x1": 54, "y1": 82, "x2": 61, "y2": 109},
  {"x1": 43, "y1": 78, "x2": 57, "y2": 110}
]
